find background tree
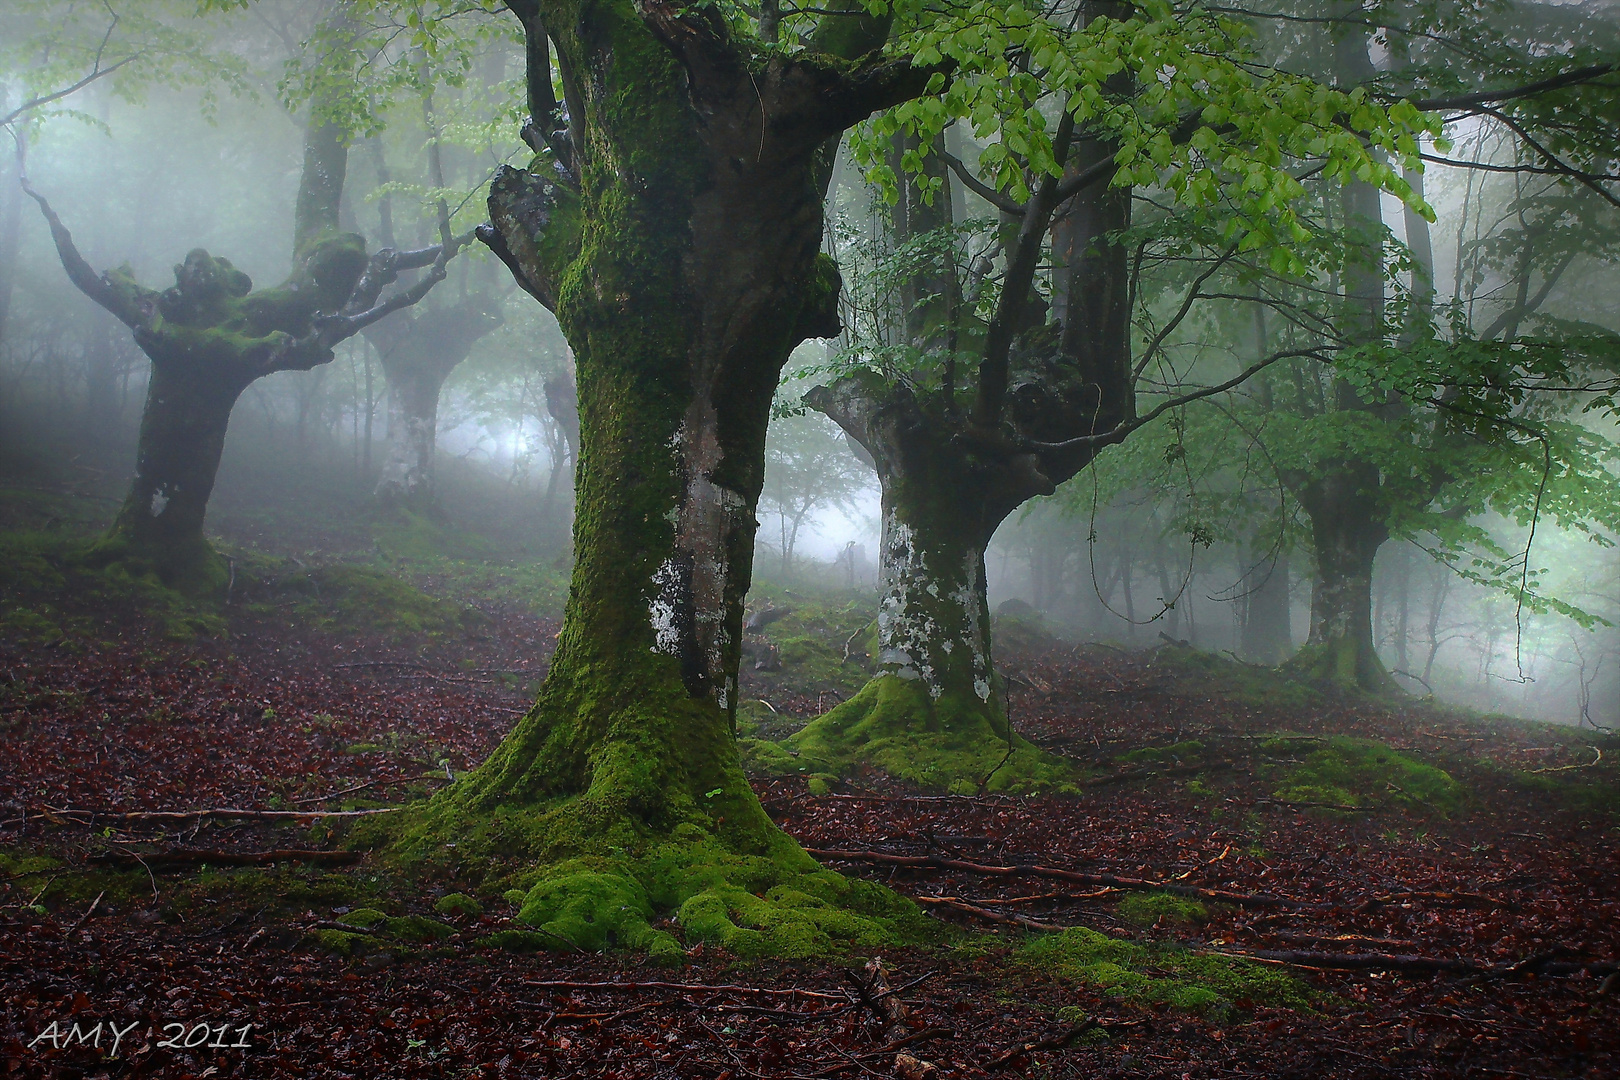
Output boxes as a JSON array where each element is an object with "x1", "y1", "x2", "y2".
[{"x1": 21, "y1": 5, "x2": 466, "y2": 589}]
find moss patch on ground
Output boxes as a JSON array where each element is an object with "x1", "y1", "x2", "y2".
[
  {"x1": 1148, "y1": 645, "x2": 1321, "y2": 710},
  {"x1": 782, "y1": 674, "x2": 1077, "y2": 794},
  {"x1": 1117, "y1": 892, "x2": 1210, "y2": 928},
  {"x1": 1020, "y1": 927, "x2": 1311, "y2": 1020},
  {"x1": 1267, "y1": 735, "x2": 1463, "y2": 815}
]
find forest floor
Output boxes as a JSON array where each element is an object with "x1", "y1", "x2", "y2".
[{"x1": 2, "y1": 507, "x2": 1619, "y2": 1077}]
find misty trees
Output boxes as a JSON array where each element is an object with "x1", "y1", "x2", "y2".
[
  {"x1": 785, "y1": 3, "x2": 1433, "y2": 788},
  {"x1": 22, "y1": 12, "x2": 464, "y2": 589}
]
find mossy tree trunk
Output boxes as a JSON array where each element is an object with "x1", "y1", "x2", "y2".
[
  {"x1": 25, "y1": 56, "x2": 462, "y2": 592},
  {"x1": 364, "y1": 300, "x2": 503, "y2": 510},
  {"x1": 791, "y1": 112, "x2": 1133, "y2": 792},
  {"x1": 424, "y1": 0, "x2": 932, "y2": 958},
  {"x1": 1291, "y1": 469, "x2": 1397, "y2": 693},
  {"x1": 790, "y1": 377, "x2": 1084, "y2": 792}
]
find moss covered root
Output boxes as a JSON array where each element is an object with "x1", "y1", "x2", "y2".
[
  {"x1": 783, "y1": 674, "x2": 1076, "y2": 794},
  {"x1": 372, "y1": 671, "x2": 935, "y2": 962}
]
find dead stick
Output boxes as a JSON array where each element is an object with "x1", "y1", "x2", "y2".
[
  {"x1": 986, "y1": 1020, "x2": 1101, "y2": 1070},
  {"x1": 912, "y1": 895, "x2": 1070, "y2": 931},
  {"x1": 93, "y1": 848, "x2": 361, "y2": 868},
  {"x1": 67, "y1": 890, "x2": 104, "y2": 934},
  {"x1": 807, "y1": 848, "x2": 1316, "y2": 909},
  {"x1": 291, "y1": 778, "x2": 382, "y2": 804},
  {"x1": 524, "y1": 979, "x2": 845, "y2": 1001},
  {"x1": 1211, "y1": 948, "x2": 1618, "y2": 979},
  {"x1": 44, "y1": 806, "x2": 400, "y2": 822}
]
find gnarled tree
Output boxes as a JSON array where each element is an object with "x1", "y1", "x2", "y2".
[{"x1": 23, "y1": 70, "x2": 462, "y2": 590}]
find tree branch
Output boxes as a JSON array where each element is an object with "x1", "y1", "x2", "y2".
[
  {"x1": 0, "y1": 56, "x2": 138, "y2": 129},
  {"x1": 1408, "y1": 64, "x2": 1617, "y2": 113},
  {"x1": 1021, "y1": 347, "x2": 1331, "y2": 451},
  {"x1": 18, "y1": 173, "x2": 147, "y2": 329},
  {"x1": 941, "y1": 151, "x2": 1026, "y2": 214}
]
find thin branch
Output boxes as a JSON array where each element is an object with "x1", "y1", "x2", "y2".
[
  {"x1": 1132, "y1": 244, "x2": 1240, "y2": 380},
  {"x1": 941, "y1": 150, "x2": 1026, "y2": 214},
  {"x1": 1408, "y1": 64, "x2": 1617, "y2": 114},
  {"x1": 17, "y1": 173, "x2": 145, "y2": 328},
  {"x1": 0, "y1": 56, "x2": 138, "y2": 129},
  {"x1": 1022, "y1": 347, "x2": 1331, "y2": 451}
]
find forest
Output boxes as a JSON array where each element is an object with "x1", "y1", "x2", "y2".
[{"x1": 1, "y1": 0, "x2": 1618, "y2": 1076}]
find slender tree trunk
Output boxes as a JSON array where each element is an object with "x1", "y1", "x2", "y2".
[
  {"x1": 376, "y1": 362, "x2": 448, "y2": 503},
  {"x1": 0, "y1": 123, "x2": 22, "y2": 354},
  {"x1": 1240, "y1": 541, "x2": 1291, "y2": 663}
]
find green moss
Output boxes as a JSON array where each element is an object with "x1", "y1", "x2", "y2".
[
  {"x1": 371, "y1": 510, "x2": 493, "y2": 561},
  {"x1": 0, "y1": 852, "x2": 63, "y2": 879},
  {"x1": 1282, "y1": 640, "x2": 1400, "y2": 697},
  {"x1": 1020, "y1": 927, "x2": 1311, "y2": 1020},
  {"x1": 785, "y1": 674, "x2": 1077, "y2": 793},
  {"x1": 375, "y1": 656, "x2": 934, "y2": 962},
  {"x1": 338, "y1": 907, "x2": 388, "y2": 929},
  {"x1": 295, "y1": 565, "x2": 480, "y2": 638},
  {"x1": 1117, "y1": 892, "x2": 1209, "y2": 928},
  {"x1": 433, "y1": 892, "x2": 484, "y2": 917},
  {"x1": 1269, "y1": 735, "x2": 1463, "y2": 815},
  {"x1": 477, "y1": 929, "x2": 554, "y2": 952},
  {"x1": 306, "y1": 928, "x2": 376, "y2": 956}
]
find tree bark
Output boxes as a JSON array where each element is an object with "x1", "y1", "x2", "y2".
[
  {"x1": 1294, "y1": 470, "x2": 1396, "y2": 693},
  {"x1": 433, "y1": 0, "x2": 935, "y2": 959}
]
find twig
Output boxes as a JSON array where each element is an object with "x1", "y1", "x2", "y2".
[
  {"x1": 93, "y1": 848, "x2": 361, "y2": 869},
  {"x1": 986, "y1": 1020, "x2": 1103, "y2": 1069},
  {"x1": 1530, "y1": 747, "x2": 1602, "y2": 773},
  {"x1": 524, "y1": 979, "x2": 845, "y2": 1001},
  {"x1": 291, "y1": 778, "x2": 382, "y2": 804},
  {"x1": 67, "y1": 890, "x2": 104, "y2": 934},
  {"x1": 42, "y1": 805, "x2": 401, "y2": 822},
  {"x1": 1210, "y1": 947, "x2": 1618, "y2": 979},
  {"x1": 912, "y1": 895, "x2": 1071, "y2": 931}
]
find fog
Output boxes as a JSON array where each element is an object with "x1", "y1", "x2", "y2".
[{"x1": 2, "y1": 0, "x2": 1616, "y2": 732}]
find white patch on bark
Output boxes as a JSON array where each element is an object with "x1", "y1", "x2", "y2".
[
  {"x1": 649, "y1": 558, "x2": 683, "y2": 656},
  {"x1": 876, "y1": 506, "x2": 993, "y2": 702},
  {"x1": 149, "y1": 488, "x2": 170, "y2": 517},
  {"x1": 654, "y1": 397, "x2": 750, "y2": 700}
]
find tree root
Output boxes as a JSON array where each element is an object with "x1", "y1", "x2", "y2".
[
  {"x1": 806, "y1": 847, "x2": 1321, "y2": 909},
  {"x1": 92, "y1": 848, "x2": 361, "y2": 869}
]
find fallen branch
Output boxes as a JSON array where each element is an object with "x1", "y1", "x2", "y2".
[
  {"x1": 1211, "y1": 947, "x2": 1618, "y2": 979},
  {"x1": 524, "y1": 979, "x2": 846, "y2": 1001},
  {"x1": 1084, "y1": 761, "x2": 1232, "y2": 788},
  {"x1": 41, "y1": 805, "x2": 401, "y2": 823},
  {"x1": 1530, "y1": 746, "x2": 1603, "y2": 773},
  {"x1": 986, "y1": 1020, "x2": 1102, "y2": 1069},
  {"x1": 291, "y1": 779, "x2": 382, "y2": 804},
  {"x1": 807, "y1": 848, "x2": 1318, "y2": 909},
  {"x1": 912, "y1": 895, "x2": 1072, "y2": 931},
  {"x1": 93, "y1": 848, "x2": 361, "y2": 869}
]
